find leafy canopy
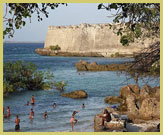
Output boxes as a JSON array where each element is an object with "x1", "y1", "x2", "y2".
[
  {"x1": 3, "y1": 61, "x2": 55, "y2": 96},
  {"x1": 98, "y1": 3, "x2": 160, "y2": 46},
  {"x1": 3, "y1": 3, "x2": 67, "y2": 38}
]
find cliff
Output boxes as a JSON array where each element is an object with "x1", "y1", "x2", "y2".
[{"x1": 43, "y1": 23, "x2": 156, "y2": 57}]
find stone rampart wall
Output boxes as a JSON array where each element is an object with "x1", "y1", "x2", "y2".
[{"x1": 44, "y1": 23, "x2": 155, "y2": 57}]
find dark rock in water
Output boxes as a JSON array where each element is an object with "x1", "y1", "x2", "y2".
[
  {"x1": 75, "y1": 60, "x2": 131, "y2": 71},
  {"x1": 35, "y1": 48, "x2": 103, "y2": 57},
  {"x1": 61, "y1": 90, "x2": 87, "y2": 99},
  {"x1": 104, "y1": 96, "x2": 122, "y2": 104}
]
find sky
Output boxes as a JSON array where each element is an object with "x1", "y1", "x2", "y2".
[{"x1": 3, "y1": 3, "x2": 115, "y2": 42}]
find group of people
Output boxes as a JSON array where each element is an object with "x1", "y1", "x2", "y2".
[{"x1": 3, "y1": 95, "x2": 86, "y2": 132}]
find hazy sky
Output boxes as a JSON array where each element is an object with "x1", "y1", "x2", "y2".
[{"x1": 3, "y1": 3, "x2": 115, "y2": 42}]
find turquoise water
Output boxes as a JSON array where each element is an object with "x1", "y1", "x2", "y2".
[{"x1": 3, "y1": 43, "x2": 160, "y2": 132}]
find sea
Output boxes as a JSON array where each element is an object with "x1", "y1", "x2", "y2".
[{"x1": 3, "y1": 43, "x2": 160, "y2": 132}]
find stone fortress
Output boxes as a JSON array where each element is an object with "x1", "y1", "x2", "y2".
[{"x1": 40, "y1": 23, "x2": 156, "y2": 57}]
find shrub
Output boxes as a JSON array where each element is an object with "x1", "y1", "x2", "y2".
[
  {"x1": 3, "y1": 61, "x2": 55, "y2": 96},
  {"x1": 50, "y1": 45, "x2": 61, "y2": 51},
  {"x1": 54, "y1": 80, "x2": 67, "y2": 92}
]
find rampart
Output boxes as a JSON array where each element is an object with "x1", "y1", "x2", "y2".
[{"x1": 44, "y1": 23, "x2": 156, "y2": 57}]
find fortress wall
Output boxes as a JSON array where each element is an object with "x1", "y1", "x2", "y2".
[{"x1": 44, "y1": 23, "x2": 155, "y2": 56}]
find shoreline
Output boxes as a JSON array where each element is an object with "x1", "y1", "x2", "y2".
[{"x1": 35, "y1": 48, "x2": 134, "y2": 58}]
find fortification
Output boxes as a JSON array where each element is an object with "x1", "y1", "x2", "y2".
[{"x1": 43, "y1": 23, "x2": 155, "y2": 57}]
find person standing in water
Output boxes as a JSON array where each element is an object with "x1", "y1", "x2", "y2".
[
  {"x1": 4, "y1": 106, "x2": 11, "y2": 118},
  {"x1": 15, "y1": 115, "x2": 20, "y2": 132},
  {"x1": 53, "y1": 103, "x2": 56, "y2": 108},
  {"x1": 25, "y1": 101, "x2": 29, "y2": 106},
  {"x1": 70, "y1": 110, "x2": 79, "y2": 131},
  {"x1": 31, "y1": 95, "x2": 35, "y2": 105},
  {"x1": 29, "y1": 108, "x2": 34, "y2": 119},
  {"x1": 82, "y1": 104, "x2": 85, "y2": 109},
  {"x1": 43, "y1": 111, "x2": 48, "y2": 119}
]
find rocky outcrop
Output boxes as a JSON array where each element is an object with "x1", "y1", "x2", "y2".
[
  {"x1": 35, "y1": 48, "x2": 103, "y2": 57},
  {"x1": 139, "y1": 98, "x2": 160, "y2": 120},
  {"x1": 96, "y1": 84, "x2": 160, "y2": 132},
  {"x1": 103, "y1": 84, "x2": 160, "y2": 124},
  {"x1": 104, "y1": 96, "x2": 122, "y2": 104},
  {"x1": 75, "y1": 60, "x2": 132, "y2": 71},
  {"x1": 119, "y1": 85, "x2": 140, "y2": 99},
  {"x1": 61, "y1": 90, "x2": 87, "y2": 99},
  {"x1": 94, "y1": 107, "x2": 125, "y2": 132}
]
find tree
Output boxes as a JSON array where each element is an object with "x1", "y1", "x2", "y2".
[
  {"x1": 54, "y1": 80, "x2": 68, "y2": 92},
  {"x1": 98, "y1": 3, "x2": 160, "y2": 73},
  {"x1": 3, "y1": 61, "x2": 55, "y2": 96},
  {"x1": 3, "y1": 3, "x2": 67, "y2": 38}
]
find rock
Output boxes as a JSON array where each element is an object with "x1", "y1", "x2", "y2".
[
  {"x1": 151, "y1": 86, "x2": 160, "y2": 101},
  {"x1": 119, "y1": 85, "x2": 140, "y2": 99},
  {"x1": 126, "y1": 95, "x2": 139, "y2": 114},
  {"x1": 104, "y1": 96, "x2": 122, "y2": 104},
  {"x1": 75, "y1": 60, "x2": 132, "y2": 71},
  {"x1": 139, "y1": 98, "x2": 160, "y2": 120},
  {"x1": 117, "y1": 102, "x2": 128, "y2": 112},
  {"x1": 61, "y1": 90, "x2": 87, "y2": 99},
  {"x1": 126, "y1": 119, "x2": 160, "y2": 132},
  {"x1": 105, "y1": 120, "x2": 125, "y2": 130},
  {"x1": 139, "y1": 85, "x2": 152, "y2": 102}
]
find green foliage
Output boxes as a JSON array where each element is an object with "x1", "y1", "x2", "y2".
[
  {"x1": 50, "y1": 45, "x2": 61, "y2": 51},
  {"x1": 120, "y1": 35, "x2": 129, "y2": 46},
  {"x1": 3, "y1": 61, "x2": 55, "y2": 96},
  {"x1": 54, "y1": 80, "x2": 67, "y2": 92},
  {"x1": 98, "y1": 3, "x2": 160, "y2": 46},
  {"x1": 3, "y1": 3, "x2": 67, "y2": 38}
]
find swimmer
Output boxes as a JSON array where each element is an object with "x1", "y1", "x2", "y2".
[
  {"x1": 53, "y1": 103, "x2": 56, "y2": 108},
  {"x1": 43, "y1": 111, "x2": 48, "y2": 119},
  {"x1": 15, "y1": 115, "x2": 20, "y2": 132},
  {"x1": 70, "y1": 110, "x2": 79, "y2": 131},
  {"x1": 31, "y1": 95, "x2": 35, "y2": 105},
  {"x1": 4, "y1": 106, "x2": 10, "y2": 118},
  {"x1": 29, "y1": 108, "x2": 34, "y2": 119},
  {"x1": 82, "y1": 103, "x2": 85, "y2": 109},
  {"x1": 25, "y1": 101, "x2": 29, "y2": 106}
]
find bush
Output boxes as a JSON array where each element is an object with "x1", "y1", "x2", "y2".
[
  {"x1": 3, "y1": 61, "x2": 55, "y2": 96},
  {"x1": 50, "y1": 45, "x2": 61, "y2": 51},
  {"x1": 54, "y1": 80, "x2": 67, "y2": 92}
]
